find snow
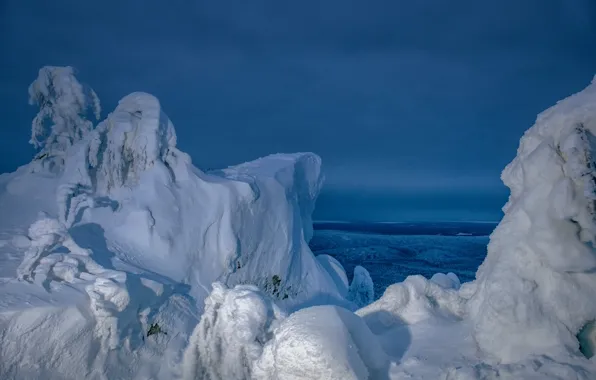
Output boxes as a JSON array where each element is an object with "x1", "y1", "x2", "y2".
[
  {"x1": 430, "y1": 272, "x2": 461, "y2": 290},
  {"x1": 253, "y1": 305, "x2": 390, "y2": 380},
  {"x1": 316, "y1": 254, "x2": 349, "y2": 296},
  {"x1": 467, "y1": 76, "x2": 596, "y2": 365},
  {"x1": 182, "y1": 282, "x2": 286, "y2": 380},
  {"x1": 347, "y1": 265, "x2": 374, "y2": 307},
  {"x1": 28, "y1": 66, "x2": 101, "y2": 173},
  {"x1": 2, "y1": 67, "x2": 596, "y2": 379},
  {"x1": 0, "y1": 68, "x2": 343, "y2": 379}
]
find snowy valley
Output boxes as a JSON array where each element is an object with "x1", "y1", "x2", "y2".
[{"x1": 1, "y1": 67, "x2": 596, "y2": 379}]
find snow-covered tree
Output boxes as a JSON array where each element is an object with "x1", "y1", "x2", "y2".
[
  {"x1": 348, "y1": 265, "x2": 374, "y2": 307},
  {"x1": 28, "y1": 66, "x2": 101, "y2": 172}
]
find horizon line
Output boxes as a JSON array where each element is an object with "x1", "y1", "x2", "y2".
[{"x1": 313, "y1": 220, "x2": 500, "y2": 224}]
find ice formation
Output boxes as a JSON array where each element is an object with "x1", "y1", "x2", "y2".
[{"x1": 2, "y1": 67, "x2": 596, "y2": 379}]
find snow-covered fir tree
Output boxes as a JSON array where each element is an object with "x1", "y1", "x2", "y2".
[{"x1": 28, "y1": 66, "x2": 101, "y2": 172}]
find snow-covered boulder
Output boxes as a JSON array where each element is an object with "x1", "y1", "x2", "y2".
[{"x1": 468, "y1": 76, "x2": 596, "y2": 363}]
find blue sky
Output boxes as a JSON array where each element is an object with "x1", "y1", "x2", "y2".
[{"x1": 1, "y1": 0, "x2": 596, "y2": 221}]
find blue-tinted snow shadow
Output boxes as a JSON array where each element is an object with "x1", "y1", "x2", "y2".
[
  {"x1": 336, "y1": 309, "x2": 411, "y2": 378},
  {"x1": 288, "y1": 291, "x2": 358, "y2": 313},
  {"x1": 69, "y1": 223, "x2": 192, "y2": 351},
  {"x1": 289, "y1": 292, "x2": 411, "y2": 372},
  {"x1": 359, "y1": 310, "x2": 411, "y2": 361}
]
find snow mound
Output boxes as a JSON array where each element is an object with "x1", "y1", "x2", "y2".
[
  {"x1": 253, "y1": 305, "x2": 390, "y2": 380},
  {"x1": 182, "y1": 282, "x2": 285, "y2": 380},
  {"x1": 468, "y1": 77, "x2": 596, "y2": 363},
  {"x1": 430, "y1": 272, "x2": 461, "y2": 290},
  {"x1": 182, "y1": 282, "x2": 388, "y2": 380},
  {"x1": 347, "y1": 265, "x2": 374, "y2": 307},
  {"x1": 357, "y1": 275, "x2": 465, "y2": 328}
]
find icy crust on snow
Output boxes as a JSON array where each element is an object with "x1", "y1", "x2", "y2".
[{"x1": 467, "y1": 76, "x2": 596, "y2": 364}]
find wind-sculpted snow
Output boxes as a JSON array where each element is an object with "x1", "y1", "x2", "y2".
[
  {"x1": 357, "y1": 275, "x2": 466, "y2": 327},
  {"x1": 467, "y1": 76, "x2": 596, "y2": 364},
  {"x1": 0, "y1": 72, "x2": 346, "y2": 379},
  {"x1": 3, "y1": 67, "x2": 596, "y2": 379},
  {"x1": 53, "y1": 91, "x2": 340, "y2": 308},
  {"x1": 88, "y1": 92, "x2": 178, "y2": 194},
  {"x1": 179, "y1": 77, "x2": 596, "y2": 379},
  {"x1": 182, "y1": 283, "x2": 286, "y2": 380},
  {"x1": 253, "y1": 304, "x2": 390, "y2": 380},
  {"x1": 347, "y1": 265, "x2": 374, "y2": 308}
]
